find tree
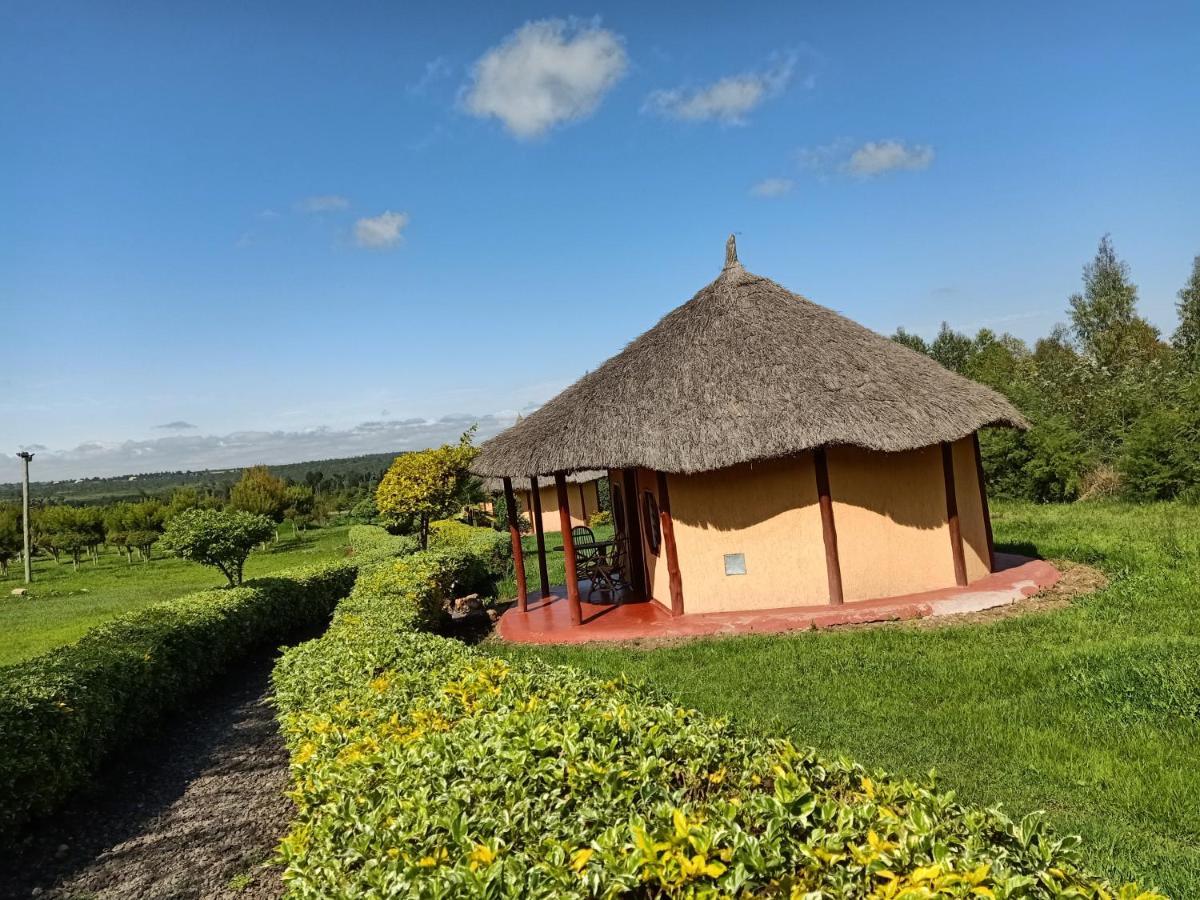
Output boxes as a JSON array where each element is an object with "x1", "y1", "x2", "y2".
[
  {"x1": 1173, "y1": 254, "x2": 1200, "y2": 370},
  {"x1": 283, "y1": 484, "x2": 315, "y2": 533},
  {"x1": 165, "y1": 486, "x2": 222, "y2": 521},
  {"x1": 890, "y1": 327, "x2": 929, "y2": 355},
  {"x1": 375, "y1": 430, "x2": 479, "y2": 549},
  {"x1": 0, "y1": 504, "x2": 21, "y2": 577},
  {"x1": 229, "y1": 465, "x2": 289, "y2": 537},
  {"x1": 105, "y1": 500, "x2": 165, "y2": 563},
  {"x1": 929, "y1": 322, "x2": 975, "y2": 374},
  {"x1": 159, "y1": 508, "x2": 275, "y2": 586},
  {"x1": 35, "y1": 505, "x2": 104, "y2": 570},
  {"x1": 1068, "y1": 235, "x2": 1161, "y2": 372}
]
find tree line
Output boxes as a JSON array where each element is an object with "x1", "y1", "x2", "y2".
[
  {"x1": 0, "y1": 464, "x2": 379, "y2": 577},
  {"x1": 894, "y1": 236, "x2": 1200, "y2": 502}
]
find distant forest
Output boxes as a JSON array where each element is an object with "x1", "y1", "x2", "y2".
[{"x1": 0, "y1": 451, "x2": 402, "y2": 506}]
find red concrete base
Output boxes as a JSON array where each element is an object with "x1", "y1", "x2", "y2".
[{"x1": 497, "y1": 553, "x2": 1061, "y2": 645}]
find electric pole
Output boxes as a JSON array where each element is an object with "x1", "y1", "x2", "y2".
[{"x1": 17, "y1": 451, "x2": 34, "y2": 584}]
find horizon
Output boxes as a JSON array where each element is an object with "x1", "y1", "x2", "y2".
[{"x1": 5, "y1": 1, "x2": 1199, "y2": 481}]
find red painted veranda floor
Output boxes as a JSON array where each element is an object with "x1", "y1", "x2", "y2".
[{"x1": 497, "y1": 553, "x2": 1061, "y2": 644}]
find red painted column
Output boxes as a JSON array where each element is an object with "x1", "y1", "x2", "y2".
[
  {"x1": 813, "y1": 447, "x2": 844, "y2": 605},
  {"x1": 655, "y1": 471, "x2": 685, "y2": 617},
  {"x1": 972, "y1": 432, "x2": 996, "y2": 572},
  {"x1": 502, "y1": 477, "x2": 528, "y2": 612},
  {"x1": 941, "y1": 442, "x2": 969, "y2": 587},
  {"x1": 529, "y1": 475, "x2": 551, "y2": 597},
  {"x1": 555, "y1": 472, "x2": 582, "y2": 626}
]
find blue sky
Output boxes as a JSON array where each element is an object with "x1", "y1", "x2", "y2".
[{"x1": 3, "y1": 1, "x2": 1199, "y2": 481}]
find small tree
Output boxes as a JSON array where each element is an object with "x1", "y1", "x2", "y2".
[
  {"x1": 283, "y1": 484, "x2": 315, "y2": 534},
  {"x1": 0, "y1": 504, "x2": 21, "y2": 577},
  {"x1": 159, "y1": 508, "x2": 274, "y2": 586},
  {"x1": 375, "y1": 430, "x2": 479, "y2": 549},
  {"x1": 229, "y1": 465, "x2": 289, "y2": 537},
  {"x1": 1174, "y1": 253, "x2": 1200, "y2": 370}
]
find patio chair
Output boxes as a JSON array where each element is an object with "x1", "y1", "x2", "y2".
[{"x1": 588, "y1": 537, "x2": 629, "y2": 600}]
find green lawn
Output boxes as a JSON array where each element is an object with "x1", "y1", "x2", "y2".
[
  {"x1": 494, "y1": 502, "x2": 1200, "y2": 895},
  {"x1": 0, "y1": 524, "x2": 352, "y2": 667}
]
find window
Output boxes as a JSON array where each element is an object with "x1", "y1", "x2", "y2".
[{"x1": 643, "y1": 491, "x2": 661, "y2": 556}]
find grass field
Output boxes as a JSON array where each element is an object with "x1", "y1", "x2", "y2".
[
  {"x1": 495, "y1": 502, "x2": 1200, "y2": 895},
  {"x1": 0, "y1": 525, "x2": 351, "y2": 667}
]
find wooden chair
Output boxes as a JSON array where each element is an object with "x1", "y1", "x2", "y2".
[{"x1": 588, "y1": 537, "x2": 629, "y2": 600}]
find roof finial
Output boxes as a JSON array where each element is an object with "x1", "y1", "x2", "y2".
[{"x1": 725, "y1": 233, "x2": 738, "y2": 268}]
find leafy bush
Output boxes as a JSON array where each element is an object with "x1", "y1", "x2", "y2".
[
  {"x1": 0, "y1": 558, "x2": 358, "y2": 834},
  {"x1": 159, "y1": 508, "x2": 275, "y2": 586},
  {"x1": 429, "y1": 519, "x2": 511, "y2": 595},
  {"x1": 349, "y1": 524, "x2": 419, "y2": 560},
  {"x1": 588, "y1": 509, "x2": 612, "y2": 528},
  {"x1": 273, "y1": 556, "x2": 1158, "y2": 899}
]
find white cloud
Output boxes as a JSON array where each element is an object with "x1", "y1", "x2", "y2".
[
  {"x1": 644, "y1": 53, "x2": 797, "y2": 125},
  {"x1": 408, "y1": 56, "x2": 453, "y2": 95},
  {"x1": 844, "y1": 140, "x2": 935, "y2": 177},
  {"x1": 10, "y1": 415, "x2": 515, "y2": 482},
  {"x1": 354, "y1": 211, "x2": 409, "y2": 249},
  {"x1": 463, "y1": 18, "x2": 628, "y2": 139},
  {"x1": 750, "y1": 177, "x2": 794, "y2": 198},
  {"x1": 296, "y1": 194, "x2": 350, "y2": 213},
  {"x1": 796, "y1": 139, "x2": 935, "y2": 179}
]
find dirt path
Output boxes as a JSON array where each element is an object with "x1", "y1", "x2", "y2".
[{"x1": 0, "y1": 654, "x2": 292, "y2": 900}]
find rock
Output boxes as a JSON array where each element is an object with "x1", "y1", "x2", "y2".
[
  {"x1": 55, "y1": 843, "x2": 69, "y2": 858},
  {"x1": 11, "y1": 588, "x2": 27, "y2": 597}
]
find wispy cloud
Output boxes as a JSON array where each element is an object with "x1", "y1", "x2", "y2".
[
  {"x1": 750, "y1": 177, "x2": 794, "y2": 198},
  {"x1": 462, "y1": 18, "x2": 628, "y2": 139},
  {"x1": 643, "y1": 52, "x2": 799, "y2": 125},
  {"x1": 798, "y1": 139, "x2": 935, "y2": 179},
  {"x1": 354, "y1": 211, "x2": 409, "y2": 249},
  {"x1": 9, "y1": 415, "x2": 515, "y2": 482},
  {"x1": 845, "y1": 140, "x2": 934, "y2": 177},
  {"x1": 296, "y1": 194, "x2": 350, "y2": 213},
  {"x1": 408, "y1": 56, "x2": 453, "y2": 95},
  {"x1": 155, "y1": 420, "x2": 197, "y2": 431}
]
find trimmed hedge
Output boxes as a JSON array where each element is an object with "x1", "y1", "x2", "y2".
[
  {"x1": 0, "y1": 559, "x2": 359, "y2": 834},
  {"x1": 348, "y1": 524, "x2": 419, "y2": 560},
  {"x1": 273, "y1": 546, "x2": 1161, "y2": 898},
  {"x1": 429, "y1": 519, "x2": 511, "y2": 596}
]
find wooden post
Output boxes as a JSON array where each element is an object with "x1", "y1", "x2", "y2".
[
  {"x1": 813, "y1": 448, "x2": 843, "y2": 605},
  {"x1": 502, "y1": 477, "x2": 528, "y2": 612},
  {"x1": 972, "y1": 432, "x2": 996, "y2": 571},
  {"x1": 555, "y1": 472, "x2": 582, "y2": 626},
  {"x1": 941, "y1": 442, "x2": 968, "y2": 586},
  {"x1": 529, "y1": 475, "x2": 550, "y2": 597},
  {"x1": 655, "y1": 471, "x2": 685, "y2": 616},
  {"x1": 621, "y1": 469, "x2": 647, "y2": 598},
  {"x1": 578, "y1": 482, "x2": 588, "y2": 522}
]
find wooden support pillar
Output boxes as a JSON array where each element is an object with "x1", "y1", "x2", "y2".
[
  {"x1": 502, "y1": 477, "x2": 528, "y2": 613},
  {"x1": 555, "y1": 472, "x2": 582, "y2": 626},
  {"x1": 529, "y1": 475, "x2": 550, "y2": 597},
  {"x1": 578, "y1": 482, "x2": 588, "y2": 522},
  {"x1": 941, "y1": 442, "x2": 968, "y2": 587},
  {"x1": 655, "y1": 471, "x2": 685, "y2": 616},
  {"x1": 972, "y1": 432, "x2": 996, "y2": 571},
  {"x1": 813, "y1": 447, "x2": 844, "y2": 605}
]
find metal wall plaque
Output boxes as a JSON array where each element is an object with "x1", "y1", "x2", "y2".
[{"x1": 723, "y1": 553, "x2": 746, "y2": 576}]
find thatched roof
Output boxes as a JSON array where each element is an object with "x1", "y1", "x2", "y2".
[
  {"x1": 480, "y1": 470, "x2": 604, "y2": 493},
  {"x1": 474, "y1": 236, "x2": 1027, "y2": 478}
]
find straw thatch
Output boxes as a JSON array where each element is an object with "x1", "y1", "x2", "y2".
[
  {"x1": 479, "y1": 470, "x2": 604, "y2": 493},
  {"x1": 474, "y1": 236, "x2": 1027, "y2": 478}
]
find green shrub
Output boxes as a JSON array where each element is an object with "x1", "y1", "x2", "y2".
[
  {"x1": 588, "y1": 509, "x2": 612, "y2": 528},
  {"x1": 272, "y1": 556, "x2": 1157, "y2": 899},
  {"x1": 0, "y1": 559, "x2": 358, "y2": 834},
  {"x1": 349, "y1": 524, "x2": 419, "y2": 560},
  {"x1": 429, "y1": 519, "x2": 511, "y2": 596}
]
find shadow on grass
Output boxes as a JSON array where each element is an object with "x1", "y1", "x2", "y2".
[{"x1": 996, "y1": 540, "x2": 1041, "y2": 559}]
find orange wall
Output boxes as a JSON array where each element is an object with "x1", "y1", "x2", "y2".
[
  {"x1": 826, "y1": 444, "x2": 957, "y2": 602},
  {"x1": 518, "y1": 481, "x2": 598, "y2": 535},
  {"x1": 667, "y1": 456, "x2": 829, "y2": 614}
]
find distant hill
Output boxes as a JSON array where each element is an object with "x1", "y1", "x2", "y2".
[{"x1": 0, "y1": 451, "x2": 404, "y2": 505}]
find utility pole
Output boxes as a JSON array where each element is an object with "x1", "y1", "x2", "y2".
[{"x1": 17, "y1": 451, "x2": 34, "y2": 584}]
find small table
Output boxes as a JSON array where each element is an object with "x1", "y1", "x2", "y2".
[{"x1": 551, "y1": 539, "x2": 621, "y2": 603}]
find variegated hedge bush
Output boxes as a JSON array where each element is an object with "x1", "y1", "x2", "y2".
[{"x1": 272, "y1": 530, "x2": 1164, "y2": 899}]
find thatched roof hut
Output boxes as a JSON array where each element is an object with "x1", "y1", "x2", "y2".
[
  {"x1": 480, "y1": 237, "x2": 1026, "y2": 632},
  {"x1": 474, "y1": 236, "x2": 1024, "y2": 480}
]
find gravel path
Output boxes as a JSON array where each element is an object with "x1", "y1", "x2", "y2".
[{"x1": 0, "y1": 654, "x2": 293, "y2": 900}]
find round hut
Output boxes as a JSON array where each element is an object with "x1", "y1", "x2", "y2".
[{"x1": 474, "y1": 236, "x2": 1028, "y2": 629}]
